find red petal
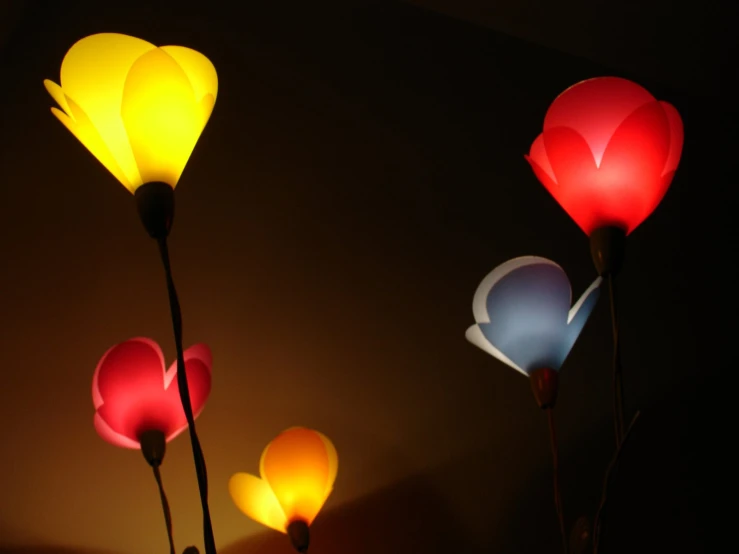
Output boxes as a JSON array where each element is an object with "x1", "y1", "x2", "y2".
[
  {"x1": 660, "y1": 101, "x2": 684, "y2": 174},
  {"x1": 598, "y1": 100, "x2": 671, "y2": 233},
  {"x1": 527, "y1": 134, "x2": 555, "y2": 183},
  {"x1": 541, "y1": 126, "x2": 602, "y2": 234},
  {"x1": 544, "y1": 77, "x2": 655, "y2": 167}
]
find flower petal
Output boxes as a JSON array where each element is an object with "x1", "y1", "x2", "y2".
[
  {"x1": 598, "y1": 100, "x2": 671, "y2": 233},
  {"x1": 93, "y1": 338, "x2": 167, "y2": 442},
  {"x1": 160, "y1": 45, "x2": 219, "y2": 103},
  {"x1": 526, "y1": 134, "x2": 556, "y2": 183},
  {"x1": 544, "y1": 77, "x2": 655, "y2": 166},
  {"x1": 542, "y1": 126, "x2": 600, "y2": 234},
  {"x1": 229, "y1": 473, "x2": 287, "y2": 533},
  {"x1": 160, "y1": 344, "x2": 213, "y2": 442},
  {"x1": 261, "y1": 428, "x2": 332, "y2": 525},
  {"x1": 562, "y1": 276, "x2": 602, "y2": 358},
  {"x1": 43, "y1": 80, "x2": 72, "y2": 119},
  {"x1": 660, "y1": 101, "x2": 684, "y2": 175},
  {"x1": 49, "y1": 96, "x2": 132, "y2": 191},
  {"x1": 121, "y1": 47, "x2": 207, "y2": 187},
  {"x1": 59, "y1": 33, "x2": 154, "y2": 188},
  {"x1": 316, "y1": 431, "x2": 338, "y2": 501},
  {"x1": 94, "y1": 412, "x2": 140, "y2": 450},
  {"x1": 476, "y1": 261, "x2": 573, "y2": 372}
]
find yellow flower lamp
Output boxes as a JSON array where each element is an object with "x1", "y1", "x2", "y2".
[
  {"x1": 44, "y1": 33, "x2": 218, "y2": 239},
  {"x1": 229, "y1": 427, "x2": 338, "y2": 553}
]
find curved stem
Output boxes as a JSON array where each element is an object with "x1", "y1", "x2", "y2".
[
  {"x1": 158, "y1": 237, "x2": 217, "y2": 554},
  {"x1": 547, "y1": 408, "x2": 568, "y2": 554},
  {"x1": 152, "y1": 464, "x2": 176, "y2": 554},
  {"x1": 592, "y1": 411, "x2": 641, "y2": 554},
  {"x1": 608, "y1": 274, "x2": 625, "y2": 447}
]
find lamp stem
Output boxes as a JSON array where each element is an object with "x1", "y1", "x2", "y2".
[
  {"x1": 546, "y1": 408, "x2": 568, "y2": 554},
  {"x1": 592, "y1": 411, "x2": 641, "y2": 554},
  {"x1": 152, "y1": 463, "x2": 176, "y2": 554},
  {"x1": 157, "y1": 237, "x2": 217, "y2": 554},
  {"x1": 607, "y1": 273, "x2": 626, "y2": 446}
]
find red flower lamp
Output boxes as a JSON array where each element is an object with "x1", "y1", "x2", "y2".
[
  {"x1": 92, "y1": 337, "x2": 212, "y2": 554},
  {"x1": 525, "y1": 76, "x2": 683, "y2": 276},
  {"x1": 92, "y1": 338, "x2": 212, "y2": 464}
]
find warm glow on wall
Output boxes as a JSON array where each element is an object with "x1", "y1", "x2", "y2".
[
  {"x1": 525, "y1": 76, "x2": 683, "y2": 235},
  {"x1": 92, "y1": 338, "x2": 212, "y2": 449},
  {"x1": 229, "y1": 427, "x2": 338, "y2": 551},
  {"x1": 44, "y1": 33, "x2": 218, "y2": 193}
]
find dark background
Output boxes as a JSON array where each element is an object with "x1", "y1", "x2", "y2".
[{"x1": 0, "y1": 1, "x2": 735, "y2": 553}]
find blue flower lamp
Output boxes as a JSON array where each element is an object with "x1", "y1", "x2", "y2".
[{"x1": 466, "y1": 256, "x2": 602, "y2": 409}]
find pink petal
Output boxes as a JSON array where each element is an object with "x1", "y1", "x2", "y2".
[
  {"x1": 92, "y1": 338, "x2": 211, "y2": 445},
  {"x1": 544, "y1": 77, "x2": 655, "y2": 167},
  {"x1": 94, "y1": 413, "x2": 140, "y2": 449}
]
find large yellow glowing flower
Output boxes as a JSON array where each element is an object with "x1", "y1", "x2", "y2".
[
  {"x1": 44, "y1": 33, "x2": 218, "y2": 193},
  {"x1": 229, "y1": 427, "x2": 338, "y2": 533}
]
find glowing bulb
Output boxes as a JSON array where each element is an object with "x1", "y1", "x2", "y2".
[
  {"x1": 229, "y1": 428, "x2": 338, "y2": 534},
  {"x1": 466, "y1": 257, "x2": 602, "y2": 376},
  {"x1": 44, "y1": 33, "x2": 218, "y2": 193},
  {"x1": 525, "y1": 76, "x2": 683, "y2": 236}
]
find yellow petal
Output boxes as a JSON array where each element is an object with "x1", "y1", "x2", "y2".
[
  {"x1": 160, "y1": 45, "x2": 218, "y2": 103},
  {"x1": 121, "y1": 47, "x2": 206, "y2": 187},
  {"x1": 229, "y1": 473, "x2": 287, "y2": 533},
  {"x1": 261, "y1": 428, "x2": 333, "y2": 525},
  {"x1": 50, "y1": 97, "x2": 132, "y2": 191},
  {"x1": 43, "y1": 80, "x2": 72, "y2": 119},
  {"x1": 59, "y1": 33, "x2": 153, "y2": 189}
]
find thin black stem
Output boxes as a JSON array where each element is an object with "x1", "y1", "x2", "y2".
[
  {"x1": 158, "y1": 237, "x2": 217, "y2": 554},
  {"x1": 546, "y1": 408, "x2": 568, "y2": 554},
  {"x1": 152, "y1": 464, "x2": 176, "y2": 554},
  {"x1": 608, "y1": 274, "x2": 625, "y2": 447},
  {"x1": 592, "y1": 411, "x2": 641, "y2": 554}
]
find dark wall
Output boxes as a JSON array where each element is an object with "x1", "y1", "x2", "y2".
[{"x1": 0, "y1": 1, "x2": 733, "y2": 553}]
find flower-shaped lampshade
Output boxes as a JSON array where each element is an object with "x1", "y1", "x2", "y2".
[
  {"x1": 525, "y1": 77, "x2": 684, "y2": 235},
  {"x1": 466, "y1": 257, "x2": 602, "y2": 376},
  {"x1": 92, "y1": 337, "x2": 212, "y2": 449},
  {"x1": 229, "y1": 428, "x2": 338, "y2": 536},
  {"x1": 44, "y1": 33, "x2": 218, "y2": 193}
]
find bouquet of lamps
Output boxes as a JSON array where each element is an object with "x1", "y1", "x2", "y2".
[{"x1": 44, "y1": 33, "x2": 683, "y2": 554}]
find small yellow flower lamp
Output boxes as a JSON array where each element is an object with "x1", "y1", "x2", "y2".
[
  {"x1": 44, "y1": 32, "x2": 218, "y2": 238},
  {"x1": 229, "y1": 427, "x2": 338, "y2": 553}
]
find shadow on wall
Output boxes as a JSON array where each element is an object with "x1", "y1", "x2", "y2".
[{"x1": 222, "y1": 473, "x2": 486, "y2": 554}]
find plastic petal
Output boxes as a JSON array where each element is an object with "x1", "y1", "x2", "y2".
[
  {"x1": 49, "y1": 97, "x2": 132, "y2": 190},
  {"x1": 541, "y1": 126, "x2": 599, "y2": 233},
  {"x1": 121, "y1": 47, "x2": 207, "y2": 186},
  {"x1": 316, "y1": 431, "x2": 338, "y2": 500},
  {"x1": 261, "y1": 428, "x2": 332, "y2": 525},
  {"x1": 92, "y1": 339, "x2": 212, "y2": 445},
  {"x1": 544, "y1": 77, "x2": 655, "y2": 166},
  {"x1": 598, "y1": 101, "x2": 671, "y2": 233},
  {"x1": 58, "y1": 33, "x2": 154, "y2": 188},
  {"x1": 563, "y1": 276, "x2": 603, "y2": 356},
  {"x1": 229, "y1": 473, "x2": 287, "y2": 533},
  {"x1": 660, "y1": 101, "x2": 684, "y2": 175},
  {"x1": 43, "y1": 80, "x2": 72, "y2": 119},
  {"x1": 526, "y1": 134, "x2": 556, "y2": 183}
]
